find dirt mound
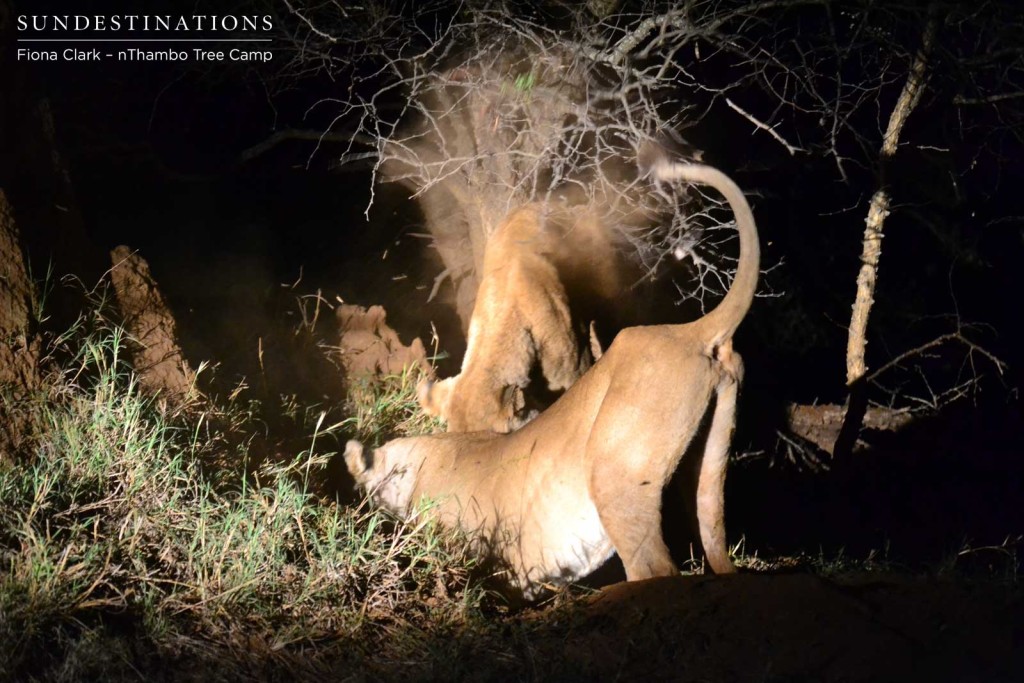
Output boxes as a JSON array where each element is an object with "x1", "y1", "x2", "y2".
[
  {"x1": 335, "y1": 303, "x2": 431, "y2": 387},
  {"x1": 109, "y1": 246, "x2": 198, "y2": 404},
  {"x1": 0, "y1": 189, "x2": 38, "y2": 388},
  {"x1": 0, "y1": 188, "x2": 41, "y2": 459},
  {"x1": 560, "y1": 573, "x2": 1020, "y2": 682},
  {"x1": 164, "y1": 571, "x2": 1017, "y2": 681}
]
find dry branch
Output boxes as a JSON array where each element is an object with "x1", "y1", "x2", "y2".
[
  {"x1": 787, "y1": 402, "x2": 914, "y2": 457},
  {"x1": 725, "y1": 97, "x2": 805, "y2": 156},
  {"x1": 240, "y1": 128, "x2": 375, "y2": 163},
  {"x1": 277, "y1": 3, "x2": 767, "y2": 327},
  {"x1": 833, "y1": 8, "x2": 939, "y2": 460},
  {"x1": 845, "y1": 10, "x2": 938, "y2": 386},
  {"x1": 362, "y1": 22, "x2": 713, "y2": 325}
]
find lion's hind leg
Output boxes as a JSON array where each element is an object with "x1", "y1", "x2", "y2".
[
  {"x1": 695, "y1": 359, "x2": 742, "y2": 575},
  {"x1": 587, "y1": 376, "x2": 716, "y2": 582},
  {"x1": 591, "y1": 455, "x2": 678, "y2": 581}
]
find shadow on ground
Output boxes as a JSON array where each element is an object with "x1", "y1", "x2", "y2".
[{"x1": 13, "y1": 573, "x2": 1020, "y2": 682}]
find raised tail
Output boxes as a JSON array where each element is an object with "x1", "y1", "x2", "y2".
[{"x1": 641, "y1": 151, "x2": 760, "y2": 350}]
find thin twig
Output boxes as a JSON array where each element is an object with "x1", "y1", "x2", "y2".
[
  {"x1": 725, "y1": 97, "x2": 804, "y2": 155},
  {"x1": 867, "y1": 330, "x2": 1007, "y2": 383},
  {"x1": 240, "y1": 129, "x2": 374, "y2": 162}
]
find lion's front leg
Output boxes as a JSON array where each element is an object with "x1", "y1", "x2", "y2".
[{"x1": 524, "y1": 274, "x2": 583, "y2": 393}]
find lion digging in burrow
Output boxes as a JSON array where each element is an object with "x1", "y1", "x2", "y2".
[
  {"x1": 346, "y1": 157, "x2": 759, "y2": 599},
  {"x1": 417, "y1": 201, "x2": 619, "y2": 433}
]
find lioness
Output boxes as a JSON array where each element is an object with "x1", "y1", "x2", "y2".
[
  {"x1": 418, "y1": 202, "x2": 619, "y2": 433},
  {"x1": 347, "y1": 159, "x2": 758, "y2": 599}
]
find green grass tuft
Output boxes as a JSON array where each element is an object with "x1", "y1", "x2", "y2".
[
  {"x1": 341, "y1": 365, "x2": 445, "y2": 444},
  {"x1": 0, "y1": 311, "x2": 487, "y2": 679}
]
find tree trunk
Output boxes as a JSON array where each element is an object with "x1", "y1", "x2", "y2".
[{"x1": 833, "y1": 8, "x2": 939, "y2": 459}]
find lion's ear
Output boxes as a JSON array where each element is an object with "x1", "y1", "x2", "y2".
[{"x1": 344, "y1": 440, "x2": 370, "y2": 477}]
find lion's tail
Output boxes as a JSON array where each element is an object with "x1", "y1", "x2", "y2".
[{"x1": 639, "y1": 148, "x2": 760, "y2": 350}]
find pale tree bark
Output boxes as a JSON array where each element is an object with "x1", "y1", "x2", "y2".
[{"x1": 832, "y1": 7, "x2": 940, "y2": 459}]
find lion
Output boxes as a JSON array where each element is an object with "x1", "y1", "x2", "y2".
[
  {"x1": 417, "y1": 201, "x2": 621, "y2": 433},
  {"x1": 346, "y1": 158, "x2": 758, "y2": 599}
]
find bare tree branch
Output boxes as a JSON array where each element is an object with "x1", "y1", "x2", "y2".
[
  {"x1": 953, "y1": 91, "x2": 1024, "y2": 105},
  {"x1": 845, "y1": 8, "x2": 939, "y2": 386},
  {"x1": 725, "y1": 97, "x2": 805, "y2": 155},
  {"x1": 239, "y1": 128, "x2": 375, "y2": 163},
  {"x1": 867, "y1": 329, "x2": 1007, "y2": 384},
  {"x1": 833, "y1": 5, "x2": 940, "y2": 460}
]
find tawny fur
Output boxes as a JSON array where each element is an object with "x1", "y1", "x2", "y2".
[
  {"x1": 418, "y1": 203, "x2": 619, "y2": 433},
  {"x1": 349, "y1": 161, "x2": 759, "y2": 599}
]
